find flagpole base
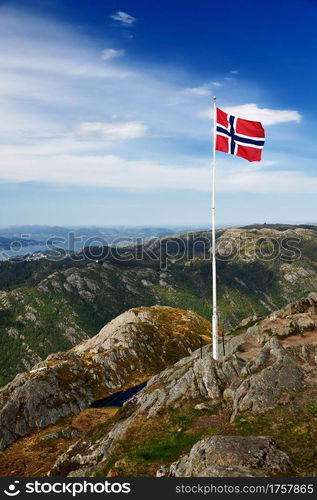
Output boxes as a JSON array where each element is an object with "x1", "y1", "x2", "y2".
[{"x1": 212, "y1": 313, "x2": 218, "y2": 360}]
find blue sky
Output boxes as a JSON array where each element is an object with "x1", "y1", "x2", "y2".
[{"x1": 0, "y1": 0, "x2": 316, "y2": 227}]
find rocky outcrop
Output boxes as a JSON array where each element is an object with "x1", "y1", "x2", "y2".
[
  {"x1": 276, "y1": 292, "x2": 317, "y2": 316},
  {"x1": 123, "y1": 348, "x2": 243, "y2": 419},
  {"x1": 237, "y1": 292, "x2": 317, "y2": 345},
  {"x1": 49, "y1": 335, "x2": 309, "y2": 478},
  {"x1": 231, "y1": 337, "x2": 304, "y2": 420},
  {"x1": 157, "y1": 436, "x2": 292, "y2": 477},
  {"x1": 0, "y1": 306, "x2": 209, "y2": 451},
  {"x1": 0, "y1": 357, "x2": 94, "y2": 453}
]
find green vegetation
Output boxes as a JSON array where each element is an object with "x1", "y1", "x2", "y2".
[
  {"x1": 0, "y1": 257, "x2": 86, "y2": 291},
  {"x1": 94, "y1": 406, "x2": 204, "y2": 477},
  {"x1": 91, "y1": 398, "x2": 317, "y2": 477},
  {"x1": 228, "y1": 318, "x2": 260, "y2": 337},
  {"x1": 1, "y1": 226, "x2": 317, "y2": 384},
  {"x1": 233, "y1": 405, "x2": 317, "y2": 475},
  {"x1": 130, "y1": 431, "x2": 198, "y2": 463}
]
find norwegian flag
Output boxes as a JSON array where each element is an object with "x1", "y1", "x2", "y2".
[{"x1": 216, "y1": 107, "x2": 265, "y2": 162}]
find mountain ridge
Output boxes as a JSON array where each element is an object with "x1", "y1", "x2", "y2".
[{"x1": 0, "y1": 224, "x2": 316, "y2": 384}]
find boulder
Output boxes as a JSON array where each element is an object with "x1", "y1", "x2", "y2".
[{"x1": 158, "y1": 436, "x2": 292, "y2": 477}]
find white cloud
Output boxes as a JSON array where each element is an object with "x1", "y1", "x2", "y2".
[
  {"x1": 76, "y1": 121, "x2": 148, "y2": 141},
  {"x1": 0, "y1": 54, "x2": 130, "y2": 79},
  {"x1": 196, "y1": 108, "x2": 213, "y2": 119},
  {"x1": 230, "y1": 70, "x2": 238, "y2": 74},
  {"x1": 217, "y1": 164, "x2": 317, "y2": 194},
  {"x1": 183, "y1": 87, "x2": 210, "y2": 96},
  {"x1": 101, "y1": 48, "x2": 125, "y2": 60},
  {"x1": 0, "y1": 150, "x2": 317, "y2": 194},
  {"x1": 0, "y1": 15, "x2": 131, "y2": 81},
  {"x1": 198, "y1": 103, "x2": 302, "y2": 125},
  {"x1": 224, "y1": 104, "x2": 302, "y2": 126},
  {"x1": 109, "y1": 11, "x2": 136, "y2": 25},
  {"x1": 182, "y1": 81, "x2": 222, "y2": 96}
]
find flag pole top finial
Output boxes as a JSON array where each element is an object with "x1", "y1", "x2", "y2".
[{"x1": 213, "y1": 96, "x2": 216, "y2": 102}]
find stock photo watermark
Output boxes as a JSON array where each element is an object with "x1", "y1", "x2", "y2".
[{"x1": 1, "y1": 232, "x2": 302, "y2": 270}]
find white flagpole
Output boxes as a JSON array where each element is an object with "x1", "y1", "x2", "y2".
[{"x1": 212, "y1": 96, "x2": 218, "y2": 360}]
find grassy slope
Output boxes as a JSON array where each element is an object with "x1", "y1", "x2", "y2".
[{"x1": 91, "y1": 399, "x2": 317, "y2": 478}]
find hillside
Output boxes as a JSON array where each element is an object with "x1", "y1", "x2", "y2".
[
  {"x1": 0, "y1": 294, "x2": 317, "y2": 477},
  {"x1": 47, "y1": 293, "x2": 317, "y2": 478},
  {"x1": 0, "y1": 261, "x2": 211, "y2": 384},
  {"x1": 0, "y1": 224, "x2": 316, "y2": 384},
  {"x1": 0, "y1": 306, "x2": 210, "y2": 452},
  {"x1": 0, "y1": 236, "x2": 42, "y2": 251},
  {"x1": 146, "y1": 225, "x2": 317, "y2": 321}
]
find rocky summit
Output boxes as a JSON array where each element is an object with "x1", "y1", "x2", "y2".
[
  {"x1": 44, "y1": 293, "x2": 317, "y2": 478},
  {"x1": 1, "y1": 293, "x2": 317, "y2": 478},
  {"x1": 0, "y1": 306, "x2": 210, "y2": 452}
]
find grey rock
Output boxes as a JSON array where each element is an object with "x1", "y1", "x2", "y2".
[
  {"x1": 156, "y1": 465, "x2": 169, "y2": 477},
  {"x1": 277, "y1": 292, "x2": 317, "y2": 317},
  {"x1": 231, "y1": 337, "x2": 304, "y2": 420},
  {"x1": 243, "y1": 293, "x2": 317, "y2": 344},
  {"x1": 43, "y1": 428, "x2": 81, "y2": 441},
  {"x1": 237, "y1": 315, "x2": 261, "y2": 329},
  {"x1": 194, "y1": 403, "x2": 212, "y2": 410},
  {"x1": 49, "y1": 417, "x2": 133, "y2": 477},
  {"x1": 159, "y1": 436, "x2": 292, "y2": 477}
]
